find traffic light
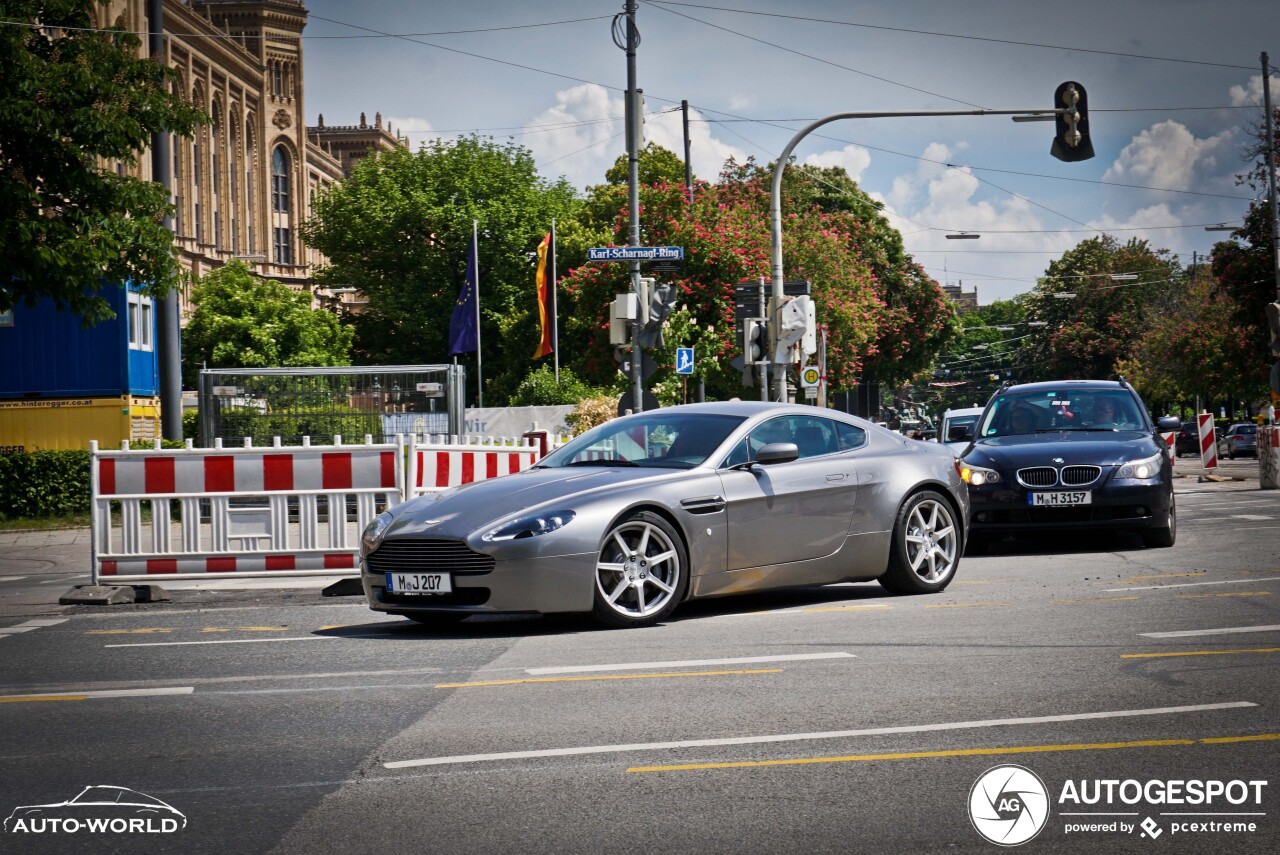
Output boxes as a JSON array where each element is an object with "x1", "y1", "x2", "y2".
[
  {"x1": 740, "y1": 317, "x2": 768, "y2": 365},
  {"x1": 1266, "y1": 301, "x2": 1280, "y2": 356},
  {"x1": 1050, "y1": 81, "x2": 1094, "y2": 163},
  {"x1": 610, "y1": 293, "x2": 635, "y2": 346}
]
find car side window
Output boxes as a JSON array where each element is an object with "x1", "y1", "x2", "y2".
[
  {"x1": 722, "y1": 438, "x2": 750, "y2": 469},
  {"x1": 836, "y1": 421, "x2": 867, "y2": 451}
]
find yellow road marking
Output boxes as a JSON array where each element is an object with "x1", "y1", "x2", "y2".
[
  {"x1": 0, "y1": 695, "x2": 86, "y2": 703},
  {"x1": 318, "y1": 625, "x2": 351, "y2": 631},
  {"x1": 626, "y1": 734, "x2": 1280, "y2": 773},
  {"x1": 1176, "y1": 591, "x2": 1271, "y2": 599},
  {"x1": 925, "y1": 602, "x2": 1012, "y2": 609},
  {"x1": 1121, "y1": 647, "x2": 1280, "y2": 659},
  {"x1": 435, "y1": 669, "x2": 783, "y2": 689},
  {"x1": 85, "y1": 628, "x2": 172, "y2": 635},
  {"x1": 803, "y1": 605, "x2": 894, "y2": 613},
  {"x1": 200, "y1": 628, "x2": 229, "y2": 633},
  {"x1": 1053, "y1": 596, "x2": 1142, "y2": 604}
]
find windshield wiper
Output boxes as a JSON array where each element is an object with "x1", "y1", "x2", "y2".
[
  {"x1": 563, "y1": 458, "x2": 640, "y2": 467},
  {"x1": 1039, "y1": 427, "x2": 1118, "y2": 432}
]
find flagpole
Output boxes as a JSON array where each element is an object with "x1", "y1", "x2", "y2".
[
  {"x1": 551, "y1": 218, "x2": 559, "y2": 383},
  {"x1": 473, "y1": 218, "x2": 483, "y2": 409}
]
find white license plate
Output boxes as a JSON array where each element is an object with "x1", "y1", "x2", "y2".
[
  {"x1": 1028, "y1": 491, "x2": 1092, "y2": 507},
  {"x1": 385, "y1": 572, "x2": 452, "y2": 594}
]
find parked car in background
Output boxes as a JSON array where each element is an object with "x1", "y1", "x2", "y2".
[
  {"x1": 1218, "y1": 423, "x2": 1258, "y2": 459},
  {"x1": 940, "y1": 407, "x2": 984, "y2": 454},
  {"x1": 959, "y1": 379, "x2": 1180, "y2": 552},
  {"x1": 361, "y1": 402, "x2": 971, "y2": 629},
  {"x1": 1174, "y1": 423, "x2": 1201, "y2": 458}
]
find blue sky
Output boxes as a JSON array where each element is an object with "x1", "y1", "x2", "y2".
[{"x1": 299, "y1": 0, "x2": 1280, "y2": 303}]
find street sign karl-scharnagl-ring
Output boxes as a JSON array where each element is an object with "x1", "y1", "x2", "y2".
[{"x1": 588, "y1": 246, "x2": 684, "y2": 262}]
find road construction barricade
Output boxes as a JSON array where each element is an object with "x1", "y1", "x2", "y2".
[
  {"x1": 407, "y1": 435, "x2": 540, "y2": 498},
  {"x1": 1261, "y1": 425, "x2": 1279, "y2": 490},
  {"x1": 90, "y1": 436, "x2": 405, "y2": 583}
]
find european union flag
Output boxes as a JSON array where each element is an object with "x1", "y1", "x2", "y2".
[{"x1": 448, "y1": 241, "x2": 478, "y2": 355}]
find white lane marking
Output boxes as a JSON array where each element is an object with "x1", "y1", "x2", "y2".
[
  {"x1": 525, "y1": 652, "x2": 855, "y2": 675},
  {"x1": 0, "y1": 576, "x2": 27, "y2": 582},
  {"x1": 0, "y1": 687, "x2": 194, "y2": 701},
  {"x1": 105, "y1": 636, "x2": 342, "y2": 649},
  {"x1": 40, "y1": 577, "x2": 90, "y2": 584},
  {"x1": 1140, "y1": 624, "x2": 1280, "y2": 639},
  {"x1": 382, "y1": 701, "x2": 1257, "y2": 769},
  {"x1": 0, "y1": 618, "x2": 68, "y2": 634},
  {"x1": 1105, "y1": 578, "x2": 1280, "y2": 593},
  {"x1": 1230, "y1": 515, "x2": 1273, "y2": 521}
]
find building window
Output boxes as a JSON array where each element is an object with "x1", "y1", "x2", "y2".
[
  {"x1": 171, "y1": 133, "x2": 182, "y2": 235},
  {"x1": 272, "y1": 63, "x2": 282, "y2": 97},
  {"x1": 271, "y1": 147, "x2": 290, "y2": 213},
  {"x1": 127, "y1": 292, "x2": 153, "y2": 351},
  {"x1": 273, "y1": 227, "x2": 292, "y2": 265}
]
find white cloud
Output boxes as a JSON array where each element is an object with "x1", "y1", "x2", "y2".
[
  {"x1": 1102, "y1": 121, "x2": 1235, "y2": 191},
  {"x1": 386, "y1": 115, "x2": 441, "y2": 147},
  {"x1": 802, "y1": 145, "x2": 871, "y2": 183},
  {"x1": 728, "y1": 94, "x2": 753, "y2": 111},
  {"x1": 1230, "y1": 75, "x2": 1264, "y2": 107}
]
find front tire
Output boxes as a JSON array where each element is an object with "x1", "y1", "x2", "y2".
[
  {"x1": 879, "y1": 491, "x2": 961, "y2": 594},
  {"x1": 591, "y1": 511, "x2": 689, "y2": 628},
  {"x1": 1142, "y1": 494, "x2": 1177, "y2": 548}
]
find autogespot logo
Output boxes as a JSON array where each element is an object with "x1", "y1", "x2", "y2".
[{"x1": 969, "y1": 764, "x2": 1051, "y2": 846}]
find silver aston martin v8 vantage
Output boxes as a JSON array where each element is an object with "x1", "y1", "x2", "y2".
[{"x1": 361, "y1": 401, "x2": 970, "y2": 628}]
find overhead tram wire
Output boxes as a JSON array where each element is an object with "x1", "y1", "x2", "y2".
[
  {"x1": 641, "y1": 1, "x2": 1257, "y2": 71},
  {"x1": 641, "y1": 0, "x2": 988, "y2": 109}
]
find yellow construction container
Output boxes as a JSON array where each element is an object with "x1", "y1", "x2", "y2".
[{"x1": 0, "y1": 396, "x2": 162, "y2": 451}]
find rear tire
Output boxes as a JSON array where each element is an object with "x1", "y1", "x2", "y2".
[
  {"x1": 1141, "y1": 494, "x2": 1177, "y2": 548},
  {"x1": 879, "y1": 491, "x2": 960, "y2": 595}
]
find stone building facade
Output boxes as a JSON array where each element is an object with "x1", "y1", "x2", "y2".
[{"x1": 94, "y1": 0, "x2": 402, "y2": 311}]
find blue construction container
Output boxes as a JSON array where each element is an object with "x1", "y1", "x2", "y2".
[{"x1": 0, "y1": 282, "x2": 158, "y2": 400}]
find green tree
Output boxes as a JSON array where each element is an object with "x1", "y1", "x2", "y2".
[
  {"x1": 301, "y1": 137, "x2": 580, "y2": 403},
  {"x1": 1119, "y1": 265, "x2": 1259, "y2": 407},
  {"x1": 0, "y1": 0, "x2": 208, "y2": 322},
  {"x1": 181, "y1": 261, "x2": 353, "y2": 386},
  {"x1": 1021, "y1": 236, "x2": 1181, "y2": 381},
  {"x1": 1210, "y1": 202, "x2": 1277, "y2": 397}
]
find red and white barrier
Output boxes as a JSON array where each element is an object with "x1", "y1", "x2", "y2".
[
  {"x1": 1160, "y1": 430, "x2": 1176, "y2": 464},
  {"x1": 91, "y1": 436, "x2": 404, "y2": 583},
  {"x1": 1198, "y1": 412, "x2": 1218, "y2": 470},
  {"x1": 407, "y1": 435, "x2": 539, "y2": 498}
]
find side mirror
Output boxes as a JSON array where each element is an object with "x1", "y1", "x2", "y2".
[
  {"x1": 948, "y1": 425, "x2": 975, "y2": 443},
  {"x1": 756, "y1": 442, "x2": 799, "y2": 465},
  {"x1": 1156, "y1": 416, "x2": 1181, "y2": 432}
]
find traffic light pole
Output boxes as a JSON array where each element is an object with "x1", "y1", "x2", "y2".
[{"x1": 768, "y1": 107, "x2": 1066, "y2": 404}]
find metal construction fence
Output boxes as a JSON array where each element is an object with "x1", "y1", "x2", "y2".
[
  {"x1": 197, "y1": 365, "x2": 465, "y2": 447},
  {"x1": 89, "y1": 431, "x2": 570, "y2": 583}
]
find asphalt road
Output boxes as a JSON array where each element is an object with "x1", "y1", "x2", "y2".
[{"x1": 1, "y1": 475, "x2": 1277, "y2": 854}]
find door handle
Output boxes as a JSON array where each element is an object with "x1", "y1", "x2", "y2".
[{"x1": 825, "y1": 473, "x2": 848, "y2": 481}]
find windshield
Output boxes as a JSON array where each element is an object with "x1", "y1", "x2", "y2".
[
  {"x1": 1234, "y1": 425, "x2": 1257, "y2": 435},
  {"x1": 537, "y1": 413, "x2": 746, "y2": 470},
  {"x1": 977, "y1": 389, "x2": 1145, "y2": 438}
]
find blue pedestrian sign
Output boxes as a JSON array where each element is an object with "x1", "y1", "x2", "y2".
[
  {"x1": 587, "y1": 246, "x2": 685, "y2": 262},
  {"x1": 676, "y1": 348, "x2": 695, "y2": 375}
]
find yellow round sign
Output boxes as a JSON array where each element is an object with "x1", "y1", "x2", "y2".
[{"x1": 800, "y1": 366, "x2": 821, "y2": 388}]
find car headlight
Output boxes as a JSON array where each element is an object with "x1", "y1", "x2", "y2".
[
  {"x1": 960, "y1": 464, "x2": 1001, "y2": 486},
  {"x1": 483, "y1": 510, "x2": 576, "y2": 542},
  {"x1": 361, "y1": 511, "x2": 394, "y2": 557},
  {"x1": 1116, "y1": 453, "x2": 1163, "y2": 480}
]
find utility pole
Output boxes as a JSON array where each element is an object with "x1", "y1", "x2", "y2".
[
  {"x1": 149, "y1": 0, "x2": 181, "y2": 440},
  {"x1": 623, "y1": 0, "x2": 644, "y2": 412},
  {"x1": 682, "y1": 100, "x2": 693, "y2": 206},
  {"x1": 1262, "y1": 52, "x2": 1280, "y2": 301}
]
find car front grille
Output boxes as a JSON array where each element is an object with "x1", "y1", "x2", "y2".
[
  {"x1": 366, "y1": 539, "x2": 496, "y2": 576},
  {"x1": 1061, "y1": 465, "x2": 1102, "y2": 486},
  {"x1": 1017, "y1": 467, "x2": 1057, "y2": 487}
]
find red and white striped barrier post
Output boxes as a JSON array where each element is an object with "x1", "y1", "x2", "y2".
[
  {"x1": 1160, "y1": 430, "x2": 1176, "y2": 465},
  {"x1": 1197, "y1": 412, "x2": 1218, "y2": 471}
]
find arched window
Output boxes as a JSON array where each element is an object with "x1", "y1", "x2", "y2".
[{"x1": 271, "y1": 146, "x2": 290, "y2": 213}]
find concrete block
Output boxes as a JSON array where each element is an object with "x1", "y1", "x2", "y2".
[{"x1": 59, "y1": 585, "x2": 136, "y2": 605}]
